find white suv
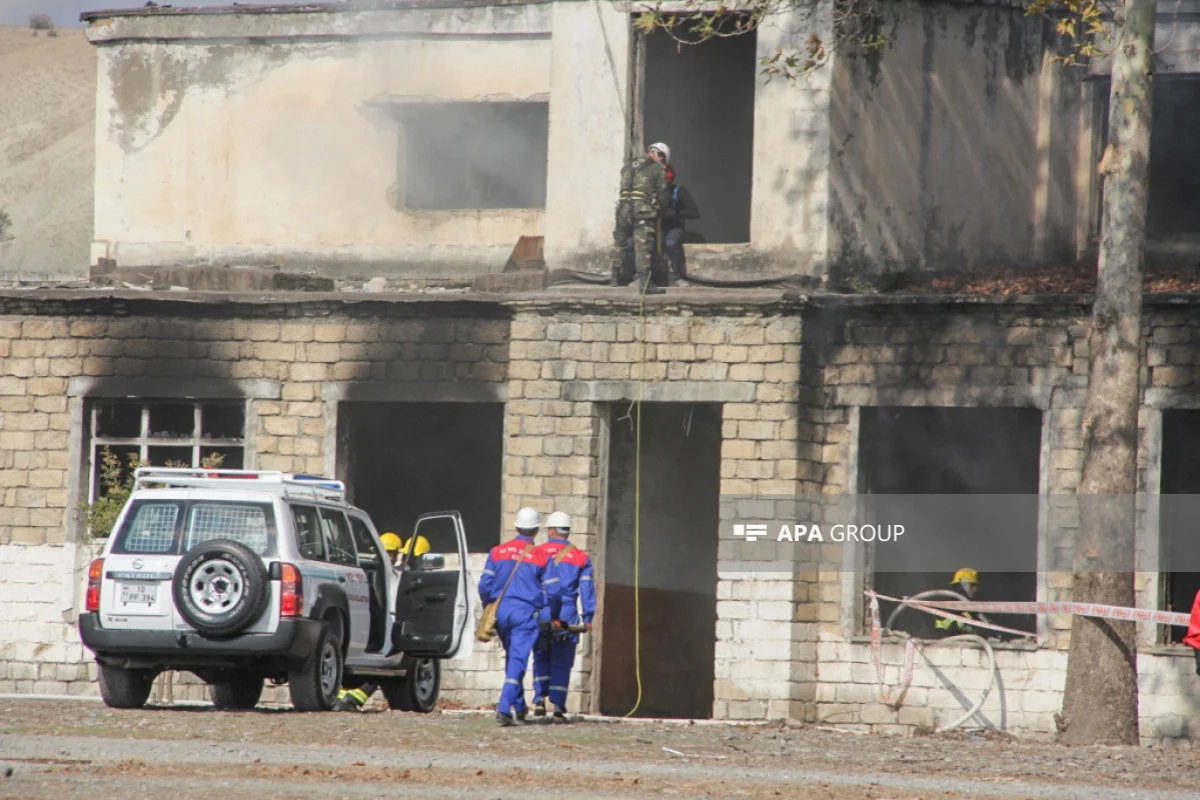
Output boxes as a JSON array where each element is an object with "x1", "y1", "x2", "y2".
[{"x1": 79, "y1": 468, "x2": 475, "y2": 712}]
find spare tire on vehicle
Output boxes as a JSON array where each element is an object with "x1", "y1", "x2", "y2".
[{"x1": 172, "y1": 539, "x2": 270, "y2": 638}]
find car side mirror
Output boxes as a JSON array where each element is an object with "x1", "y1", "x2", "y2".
[{"x1": 418, "y1": 553, "x2": 445, "y2": 570}]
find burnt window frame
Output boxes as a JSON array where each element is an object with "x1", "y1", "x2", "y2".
[
  {"x1": 86, "y1": 399, "x2": 247, "y2": 507},
  {"x1": 853, "y1": 405, "x2": 1046, "y2": 644}
]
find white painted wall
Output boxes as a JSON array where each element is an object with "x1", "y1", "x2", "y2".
[
  {"x1": 88, "y1": 7, "x2": 554, "y2": 278},
  {"x1": 0, "y1": 543, "x2": 95, "y2": 694},
  {"x1": 746, "y1": 1, "x2": 835, "y2": 279},
  {"x1": 542, "y1": 0, "x2": 630, "y2": 274}
]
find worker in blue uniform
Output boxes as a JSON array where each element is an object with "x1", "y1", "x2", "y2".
[
  {"x1": 478, "y1": 506, "x2": 551, "y2": 726},
  {"x1": 531, "y1": 511, "x2": 596, "y2": 723}
]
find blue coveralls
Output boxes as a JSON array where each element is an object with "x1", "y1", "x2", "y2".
[
  {"x1": 478, "y1": 535, "x2": 550, "y2": 718},
  {"x1": 531, "y1": 536, "x2": 597, "y2": 712}
]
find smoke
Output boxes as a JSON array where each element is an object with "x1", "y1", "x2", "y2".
[
  {"x1": 396, "y1": 101, "x2": 549, "y2": 211},
  {"x1": 1, "y1": 0, "x2": 313, "y2": 28}
]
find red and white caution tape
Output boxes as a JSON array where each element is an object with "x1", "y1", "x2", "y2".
[
  {"x1": 872, "y1": 592, "x2": 1038, "y2": 639},
  {"x1": 875, "y1": 595, "x2": 1189, "y2": 628}
]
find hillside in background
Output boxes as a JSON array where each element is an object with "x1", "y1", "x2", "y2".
[{"x1": 0, "y1": 25, "x2": 94, "y2": 281}]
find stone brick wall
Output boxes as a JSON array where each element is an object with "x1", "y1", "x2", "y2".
[
  {"x1": 0, "y1": 295, "x2": 510, "y2": 701},
  {"x1": 0, "y1": 542, "x2": 95, "y2": 695},
  {"x1": 499, "y1": 298, "x2": 810, "y2": 716},
  {"x1": 0, "y1": 318, "x2": 74, "y2": 545},
  {"x1": 805, "y1": 298, "x2": 1200, "y2": 742}
]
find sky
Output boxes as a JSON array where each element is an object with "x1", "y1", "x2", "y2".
[{"x1": 0, "y1": 0, "x2": 312, "y2": 27}]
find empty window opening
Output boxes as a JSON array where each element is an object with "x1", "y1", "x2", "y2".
[
  {"x1": 1158, "y1": 411, "x2": 1200, "y2": 643},
  {"x1": 1097, "y1": 76, "x2": 1200, "y2": 252},
  {"x1": 87, "y1": 400, "x2": 246, "y2": 505},
  {"x1": 336, "y1": 402, "x2": 503, "y2": 553},
  {"x1": 642, "y1": 22, "x2": 756, "y2": 244},
  {"x1": 1147, "y1": 78, "x2": 1200, "y2": 240},
  {"x1": 396, "y1": 102, "x2": 549, "y2": 210},
  {"x1": 601, "y1": 403, "x2": 722, "y2": 718},
  {"x1": 860, "y1": 407, "x2": 1041, "y2": 639}
]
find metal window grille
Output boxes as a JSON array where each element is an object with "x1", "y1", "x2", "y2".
[
  {"x1": 124, "y1": 503, "x2": 180, "y2": 553},
  {"x1": 88, "y1": 400, "x2": 246, "y2": 506},
  {"x1": 185, "y1": 504, "x2": 270, "y2": 554}
]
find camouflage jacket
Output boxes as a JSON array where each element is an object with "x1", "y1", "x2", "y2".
[{"x1": 617, "y1": 157, "x2": 669, "y2": 221}]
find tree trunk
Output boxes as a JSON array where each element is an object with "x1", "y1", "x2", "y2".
[{"x1": 1058, "y1": 0, "x2": 1155, "y2": 746}]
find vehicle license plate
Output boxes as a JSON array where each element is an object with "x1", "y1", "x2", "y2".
[{"x1": 119, "y1": 582, "x2": 157, "y2": 605}]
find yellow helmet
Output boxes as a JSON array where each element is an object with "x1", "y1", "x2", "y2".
[
  {"x1": 951, "y1": 567, "x2": 979, "y2": 585},
  {"x1": 402, "y1": 535, "x2": 431, "y2": 557},
  {"x1": 380, "y1": 532, "x2": 403, "y2": 553}
]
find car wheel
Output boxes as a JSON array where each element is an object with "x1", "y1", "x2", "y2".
[
  {"x1": 98, "y1": 664, "x2": 156, "y2": 709},
  {"x1": 288, "y1": 623, "x2": 342, "y2": 712},
  {"x1": 172, "y1": 539, "x2": 270, "y2": 638},
  {"x1": 382, "y1": 657, "x2": 440, "y2": 713},
  {"x1": 210, "y1": 671, "x2": 264, "y2": 710}
]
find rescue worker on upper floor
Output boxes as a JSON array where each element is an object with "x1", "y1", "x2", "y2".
[
  {"x1": 530, "y1": 511, "x2": 596, "y2": 723},
  {"x1": 934, "y1": 567, "x2": 991, "y2": 636},
  {"x1": 661, "y1": 165, "x2": 700, "y2": 288},
  {"x1": 479, "y1": 507, "x2": 552, "y2": 726},
  {"x1": 609, "y1": 142, "x2": 670, "y2": 295}
]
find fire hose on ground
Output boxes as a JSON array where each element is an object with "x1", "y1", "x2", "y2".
[
  {"x1": 867, "y1": 590, "x2": 1192, "y2": 734},
  {"x1": 870, "y1": 590, "x2": 1013, "y2": 734}
]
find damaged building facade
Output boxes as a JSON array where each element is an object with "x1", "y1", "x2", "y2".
[
  {"x1": 5, "y1": 292, "x2": 1200, "y2": 741},
  {"x1": 4, "y1": 0, "x2": 1200, "y2": 743}
]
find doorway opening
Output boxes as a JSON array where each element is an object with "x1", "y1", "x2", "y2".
[
  {"x1": 600, "y1": 402, "x2": 722, "y2": 718},
  {"x1": 337, "y1": 402, "x2": 504, "y2": 553},
  {"x1": 1159, "y1": 410, "x2": 1200, "y2": 643},
  {"x1": 642, "y1": 22, "x2": 756, "y2": 244},
  {"x1": 861, "y1": 407, "x2": 1042, "y2": 638}
]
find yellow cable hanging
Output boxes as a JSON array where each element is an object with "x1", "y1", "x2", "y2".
[{"x1": 625, "y1": 259, "x2": 650, "y2": 718}]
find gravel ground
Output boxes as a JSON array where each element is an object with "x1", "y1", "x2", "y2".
[{"x1": 1, "y1": 699, "x2": 1199, "y2": 799}]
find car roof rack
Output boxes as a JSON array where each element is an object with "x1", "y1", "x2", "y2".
[{"x1": 133, "y1": 468, "x2": 347, "y2": 503}]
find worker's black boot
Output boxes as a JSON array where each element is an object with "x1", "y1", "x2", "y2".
[
  {"x1": 552, "y1": 704, "x2": 569, "y2": 724},
  {"x1": 636, "y1": 270, "x2": 664, "y2": 296},
  {"x1": 532, "y1": 700, "x2": 546, "y2": 718}
]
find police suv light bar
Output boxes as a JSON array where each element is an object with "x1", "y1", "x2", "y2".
[{"x1": 133, "y1": 468, "x2": 346, "y2": 501}]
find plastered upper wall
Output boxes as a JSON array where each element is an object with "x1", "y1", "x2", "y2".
[
  {"x1": 87, "y1": 3, "x2": 553, "y2": 277},
  {"x1": 82, "y1": 0, "x2": 1118, "y2": 286},
  {"x1": 828, "y1": 0, "x2": 1091, "y2": 280},
  {"x1": 82, "y1": 0, "x2": 848, "y2": 284}
]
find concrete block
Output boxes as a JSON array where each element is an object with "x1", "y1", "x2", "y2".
[
  {"x1": 750, "y1": 640, "x2": 792, "y2": 661},
  {"x1": 475, "y1": 271, "x2": 549, "y2": 293},
  {"x1": 1020, "y1": 691, "x2": 1063, "y2": 714},
  {"x1": 816, "y1": 703, "x2": 860, "y2": 723},
  {"x1": 819, "y1": 661, "x2": 853, "y2": 683},
  {"x1": 834, "y1": 683, "x2": 873, "y2": 703}
]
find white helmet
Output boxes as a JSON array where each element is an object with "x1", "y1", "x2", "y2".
[
  {"x1": 515, "y1": 507, "x2": 541, "y2": 531},
  {"x1": 546, "y1": 511, "x2": 571, "y2": 531},
  {"x1": 648, "y1": 142, "x2": 670, "y2": 163}
]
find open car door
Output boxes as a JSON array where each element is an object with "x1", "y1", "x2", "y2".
[{"x1": 391, "y1": 511, "x2": 470, "y2": 658}]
